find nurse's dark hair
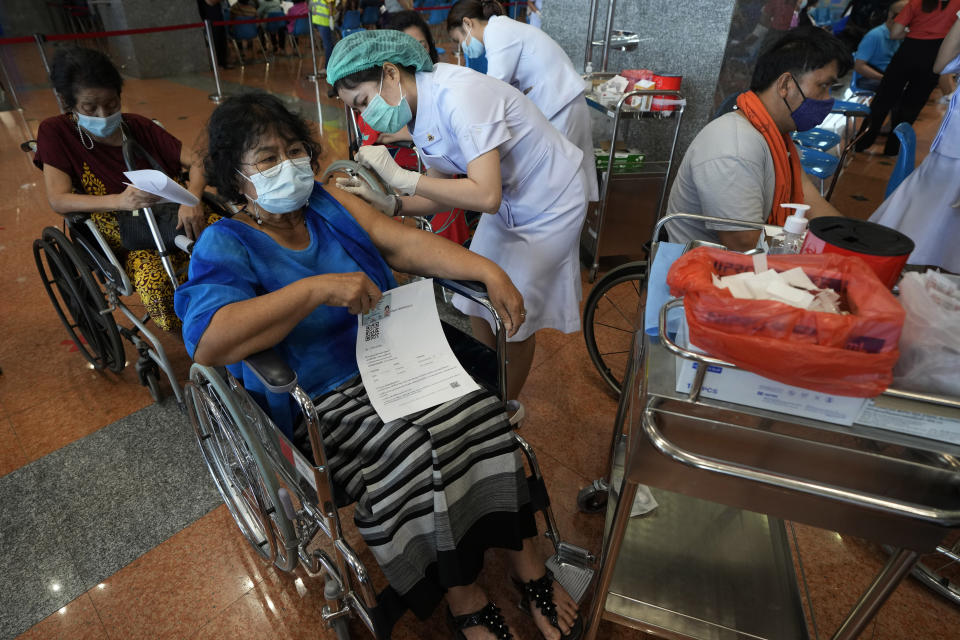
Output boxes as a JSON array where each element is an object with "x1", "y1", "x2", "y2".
[
  {"x1": 50, "y1": 47, "x2": 124, "y2": 110},
  {"x1": 446, "y1": 0, "x2": 505, "y2": 29},
  {"x1": 332, "y1": 63, "x2": 418, "y2": 94},
  {"x1": 204, "y1": 92, "x2": 321, "y2": 203},
  {"x1": 749, "y1": 26, "x2": 852, "y2": 92},
  {"x1": 381, "y1": 10, "x2": 440, "y2": 63}
]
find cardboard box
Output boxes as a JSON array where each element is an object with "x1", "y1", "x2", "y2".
[{"x1": 674, "y1": 319, "x2": 868, "y2": 426}]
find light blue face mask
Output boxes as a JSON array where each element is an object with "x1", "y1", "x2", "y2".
[
  {"x1": 76, "y1": 111, "x2": 122, "y2": 138},
  {"x1": 361, "y1": 70, "x2": 413, "y2": 134},
  {"x1": 238, "y1": 157, "x2": 315, "y2": 214},
  {"x1": 461, "y1": 24, "x2": 485, "y2": 59}
]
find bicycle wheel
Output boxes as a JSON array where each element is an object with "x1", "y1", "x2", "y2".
[
  {"x1": 583, "y1": 261, "x2": 647, "y2": 395},
  {"x1": 33, "y1": 227, "x2": 125, "y2": 373},
  {"x1": 889, "y1": 531, "x2": 960, "y2": 606}
]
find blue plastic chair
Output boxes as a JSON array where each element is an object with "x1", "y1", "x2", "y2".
[
  {"x1": 341, "y1": 9, "x2": 364, "y2": 37},
  {"x1": 831, "y1": 99, "x2": 870, "y2": 118},
  {"x1": 230, "y1": 17, "x2": 269, "y2": 65},
  {"x1": 884, "y1": 122, "x2": 917, "y2": 198},
  {"x1": 361, "y1": 5, "x2": 380, "y2": 25},
  {"x1": 289, "y1": 16, "x2": 310, "y2": 57},
  {"x1": 263, "y1": 10, "x2": 287, "y2": 54},
  {"x1": 798, "y1": 145, "x2": 840, "y2": 195},
  {"x1": 792, "y1": 128, "x2": 841, "y2": 152}
]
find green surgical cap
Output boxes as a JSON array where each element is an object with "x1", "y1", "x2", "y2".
[{"x1": 327, "y1": 30, "x2": 434, "y2": 86}]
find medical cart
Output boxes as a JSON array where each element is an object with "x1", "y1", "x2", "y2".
[
  {"x1": 583, "y1": 214, "x2": 960, "y2": 640},
  {"x1": 581, "y1": 88, "x2": 685, "y2": 282}
]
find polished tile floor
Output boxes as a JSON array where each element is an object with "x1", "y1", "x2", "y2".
[{"x1": 1, "y1": 35, "x2": 958, "y2": 640}]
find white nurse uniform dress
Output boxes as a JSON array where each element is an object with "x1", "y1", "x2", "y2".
[
  {"x1": 483, "y1": 15, "x2": 599, "y2": 202},
  {"x1": 411, "y1": 63, "x2": 588, "y2": 341},
  {"x1": 870, "y1": 53, "x2": 960, "y2": 273}
]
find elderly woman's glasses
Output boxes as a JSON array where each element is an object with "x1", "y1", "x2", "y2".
[{"x1": 242, "y1": 142, "x2": 312, "y2": 179}]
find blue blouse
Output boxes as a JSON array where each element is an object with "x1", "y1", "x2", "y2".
[{"x1": 174, "y1": 184, "x2": 397, "y2": 436}]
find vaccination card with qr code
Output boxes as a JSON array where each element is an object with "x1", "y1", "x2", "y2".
[{"x1": 356, "y1": 279, "x2": 478, "y2": 422}]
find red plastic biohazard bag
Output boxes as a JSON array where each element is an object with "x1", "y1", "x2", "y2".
[{"x1": 666, "y1": 247, "x2": 905, "y2": 397}]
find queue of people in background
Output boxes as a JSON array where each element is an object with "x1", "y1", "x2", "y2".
[
  {"x1": 855, "y1": 0, "x2": 960, "y2": 155},
  {"x1": 851, "y1": 0, "x2": 908, "y2": 92}
]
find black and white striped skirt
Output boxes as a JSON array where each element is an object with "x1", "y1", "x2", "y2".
[{"x1": 313, "y1": 376, "x2": 538, "y2": 623}]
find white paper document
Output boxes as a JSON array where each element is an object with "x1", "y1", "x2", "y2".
[
  {"x1": 356, "y1": 279, "x2": 479, "y2": 423},
  {"x1": 122, "y1": 169, "x2": 199, "y2": 206}
]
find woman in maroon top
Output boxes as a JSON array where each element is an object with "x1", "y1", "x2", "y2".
[
  {"x1": 34, "y1": 47, "x2": 216, "y2": 332},
  {"x1": 856, "y1": 0, "x2": 960, "y2": 154}
]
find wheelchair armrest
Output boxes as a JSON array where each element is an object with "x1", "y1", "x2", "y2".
[
  {"x1": 435, "y1": 278, "x2": 488, "y2": 300},
  {"x1": 174, "y1": 235, "x2": 194, "y2": 254},
  {"x1": 243, "y1": 349, "x2": 299, "y2": 394},
  {"x1": 201, "y1": 190, "x2": 239, "y2": 218},
  {"x1": 389, "y1": 140, "x2": 415, "y2": 150}
]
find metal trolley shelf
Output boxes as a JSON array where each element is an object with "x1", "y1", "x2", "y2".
[
  {"x1": 582, "y1": 90, "x2": 685, "y2": 282},
  {"x1": 584, "y1": 214, "x2": 960, "y2": 640}
]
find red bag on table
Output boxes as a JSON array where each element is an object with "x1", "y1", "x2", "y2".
[{"x1": 666, "y1": 247, "x2": 905, "y2": 397}]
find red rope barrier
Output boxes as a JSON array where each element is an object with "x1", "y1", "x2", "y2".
[
  {"x1": 42, "y1": 22, "x2": 203, "y2": 42},
  {"x1": 415, "y1": 1, "x2": 523, "y2": 10},
  {"x1": 0, "y1": 4, "x2": 529, "y2": 48},
  {"x1": 0, "y1": 35, "x2": 35, "y2": 45},
  {"x1": 211, "y1": 15, "x2": 301, "y2": 28}
]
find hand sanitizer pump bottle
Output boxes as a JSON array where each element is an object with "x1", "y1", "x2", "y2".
[{"x1": 769, "y1": 203, "x2": 810, "y2": 254}]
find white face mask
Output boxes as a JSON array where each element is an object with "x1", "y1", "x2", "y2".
[{"x1": 238, "y1": 157, "x2": 315, "y2": 214}]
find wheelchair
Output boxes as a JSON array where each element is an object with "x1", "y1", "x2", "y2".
[
  {"x1": 31, "y1": 133, "x2": 234, "y2": 410},
  {"x1": 185, "y1": 275, "x2": 596, "y2": 638}
]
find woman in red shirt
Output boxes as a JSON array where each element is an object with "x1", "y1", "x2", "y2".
[
  {"x1": 856, "y1": 0, "x2": 960, "y2": 154},
  {"x1": 35, "y1": 47, "x2": 216, "y2": 332}
]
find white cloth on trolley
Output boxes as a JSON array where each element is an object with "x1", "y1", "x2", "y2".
[{"x1": 410, "y1": 63, "x2": 587, "y2": 341}]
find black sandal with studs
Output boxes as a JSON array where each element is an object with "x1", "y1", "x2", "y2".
[
  {"x1": 446, "y1": 603, "x2": 513, "y2": 640},
  {"x1": 513, "y1": 569, "x2": 584, "y2": 640}
]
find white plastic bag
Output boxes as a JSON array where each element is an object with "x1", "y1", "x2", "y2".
[{"x1": 893, "y1": 271, "x2": 960, "y2": 396}]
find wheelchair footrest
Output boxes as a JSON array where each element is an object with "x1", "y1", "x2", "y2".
[{"x1": 546, "y1": 542, "x2": 596, "y2": 605}]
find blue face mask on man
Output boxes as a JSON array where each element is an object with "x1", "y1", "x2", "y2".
[
  {"x1": 361, "y1": 69, "x2": 413, "y2": 134},
  {"x1": 784, "y1": 74, "x2": 834, "y2": 132},
  {"x1": 76, "y1": 111, "x2": 123, "y2": 138},
  {"x1": 461, "y1": 23, "x2": 485, "y2": 59}
]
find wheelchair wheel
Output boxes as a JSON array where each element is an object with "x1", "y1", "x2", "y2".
[
  {"x1": 888, "y1": 532, "x2": 960, "y2": 606},
  {"x1": 186, "y1": 365, "x2": 297, "y2": 571},
  {"x1": 576, "y1": 481, "x2": 609, "y2": 514},
  {"x1": 583, "y1": 261, "x2": 648, "y2": 396},
  {"x1": 34, "y1": 227, "x2": 125, "y2": 373}
]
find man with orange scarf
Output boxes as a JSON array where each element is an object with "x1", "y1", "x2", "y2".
[{"x1": 667, "y1": 27, "x2": 851, "y2": 251}]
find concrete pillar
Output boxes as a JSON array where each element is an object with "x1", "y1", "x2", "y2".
[
  {"x1": 542, "y1": 0, "x2": 738, "y2": 160},
  {"x1": 97, "y1": 0, "x2": 210, "y2": 78}
]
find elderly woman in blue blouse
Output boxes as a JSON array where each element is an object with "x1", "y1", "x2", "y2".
[{"x1": 173, "y1": 93, "x2": 582, "y2": 640}]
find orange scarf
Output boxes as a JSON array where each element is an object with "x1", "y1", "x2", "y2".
[{"x1": 735, "y1": 91, "x2": 804, "y2": 226}]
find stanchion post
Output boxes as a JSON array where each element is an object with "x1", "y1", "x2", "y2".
[
  {"x1": 0, "y1": 51, "x2": 23, "y2": 111},
  {"x1": 203, "y1": 20, "x2": 228, "y2": 103},
  {"x1": 33, "y1": 33, "x2": 64, "y2": 112},
  {"x1": 305, "y1": 18, "x2": 322, "y2": 82}
]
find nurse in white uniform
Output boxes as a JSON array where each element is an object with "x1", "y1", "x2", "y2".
[
  {"x1": 870, "y1": 20, "x2": 960, "y2": 273},
  {"x1": 327, "y1": 30, "x2": 588, "y2": 402},
  {"x1": 446, "y1": 0, "x2": 598, "y2": 202}
]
